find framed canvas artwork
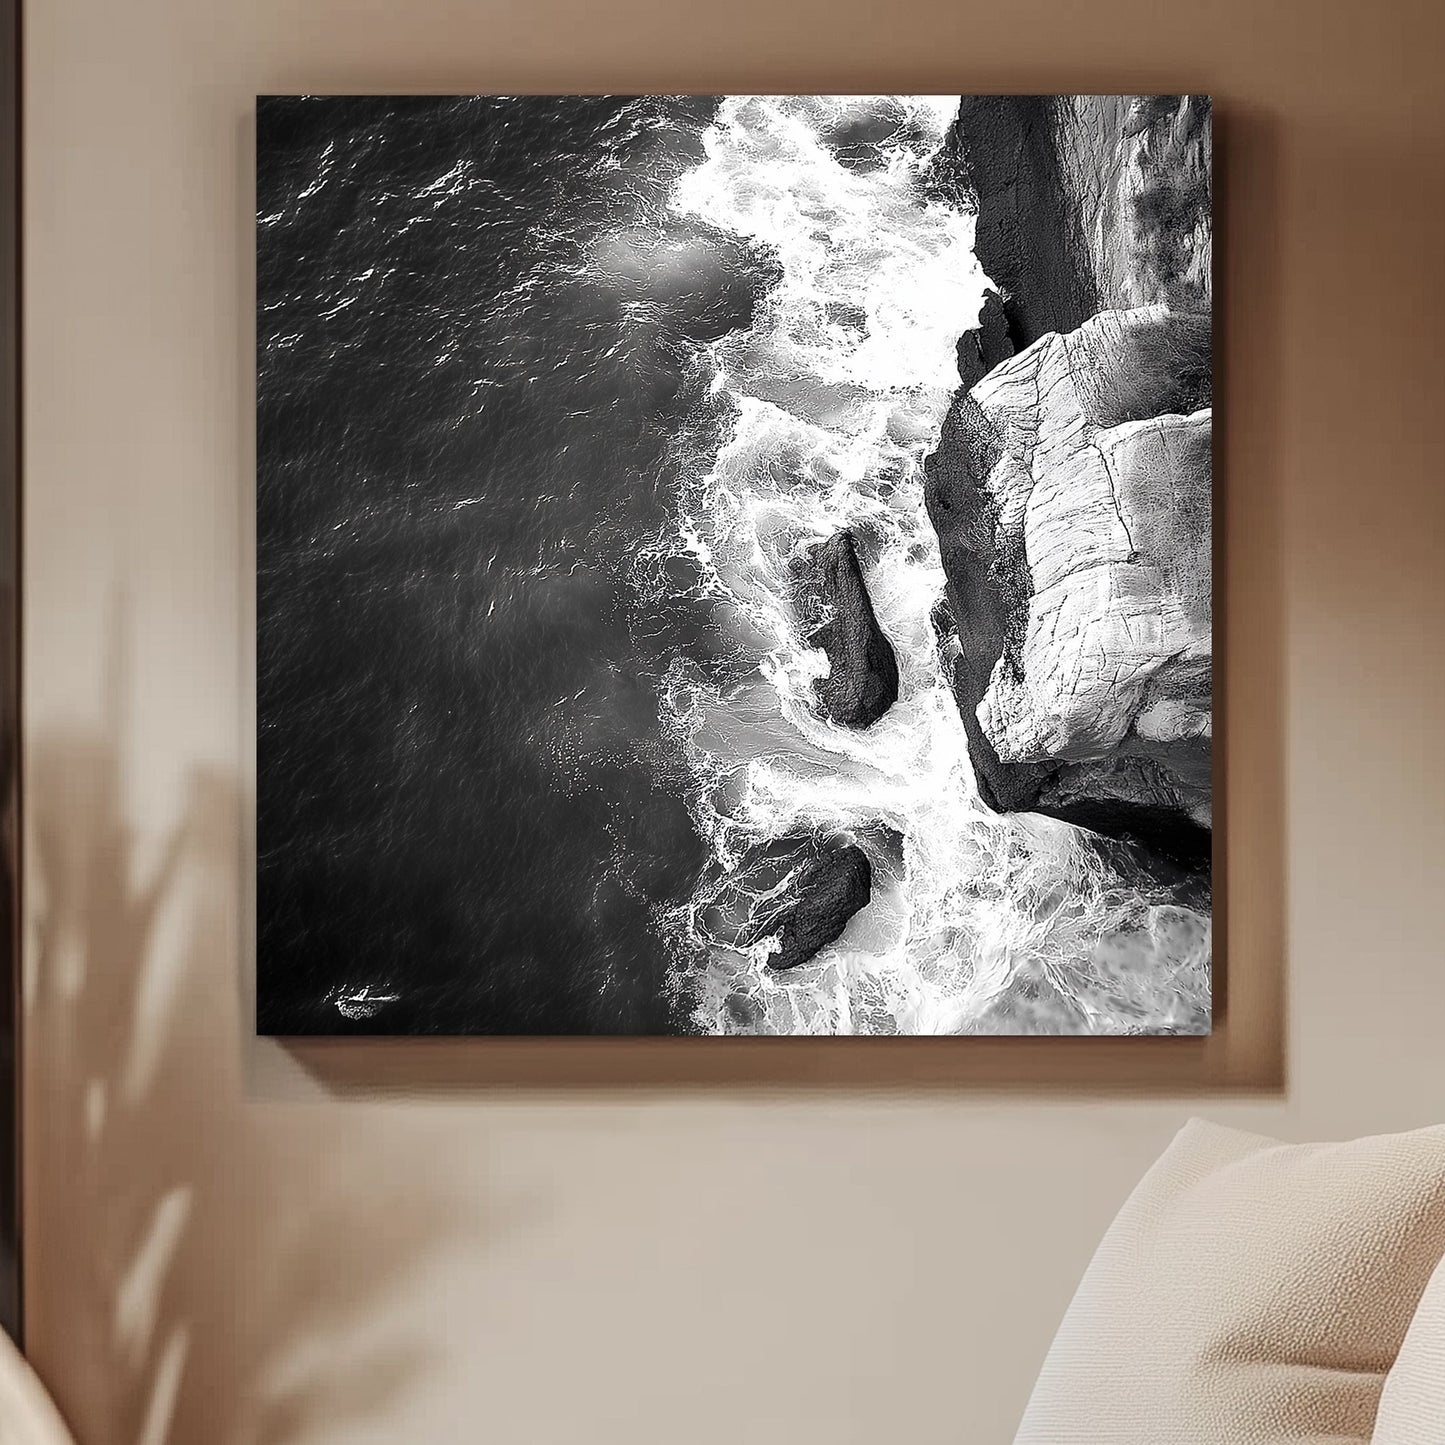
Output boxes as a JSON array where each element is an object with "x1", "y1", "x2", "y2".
[{"x1": 256, "y1": 94, "x2": 1213, "y2": 1036}]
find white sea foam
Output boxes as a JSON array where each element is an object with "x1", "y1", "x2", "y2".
[{"x1": 661, "y1": 96, "x2": 1209, "y2": 1036}]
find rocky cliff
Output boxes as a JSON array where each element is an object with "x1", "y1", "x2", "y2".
[{"x1": 928, "y1": 97, "x2": 1213, "y2": 870}]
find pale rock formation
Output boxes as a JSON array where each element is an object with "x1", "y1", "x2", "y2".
[
  {"x1": 925, "y1": 304, "x2": 1212, "y2": 865},
  {"x1": 974, "y1": 326, "x2": 1211, "y2": 776}
]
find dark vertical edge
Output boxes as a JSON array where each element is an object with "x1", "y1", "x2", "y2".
[
  {"x1": 0, "y1": 0, "x2": 19, "y2": 1345},
  {"x1": 1205, "y1": 94, "x2": 1222, "y2": 1031}
]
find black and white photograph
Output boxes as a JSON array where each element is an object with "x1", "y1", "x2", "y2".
[{"x1": 256, "y1": 93, "x2": 1213, "y2": 1036}]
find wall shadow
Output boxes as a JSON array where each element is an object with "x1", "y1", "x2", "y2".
[
  {"x1": 26, "y1": 625, "x2": 484, "y2": 1445},
  {"x1": 269, "y1": 96, "x2": 1286, "y2": 1101}
]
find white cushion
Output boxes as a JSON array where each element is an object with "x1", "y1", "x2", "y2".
[
  {"x1": 1372, "y1": 1246, "x2": 1445, "y2": 1443},
  {"x1": 1014, "y1": 1118, "x2": 1445, "y2": 1444}
]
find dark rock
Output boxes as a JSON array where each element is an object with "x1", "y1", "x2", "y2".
[
  {"x1": 698, "y1": 836, "x2": 875, "y2": 972},
  {"x1": 802, "y1": 531, "x2": 899, "y2": 728},
  {"x1": 942, "y1": 95, "x2": 1098, "y2": 352},
  {"x1": 954, "y1": 288, "x2": 1015, "y2": 391},
  {"x1": 1035, "y1": 758, "x2": 1213, "y2": 872},
  {"x1": 751, "y1": 842, "x2": 873, "y2": 972}
]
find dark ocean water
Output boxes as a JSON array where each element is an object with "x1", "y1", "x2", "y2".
[{"x1": 257, "y1": 95, "x2": 763, "y2": 1033}]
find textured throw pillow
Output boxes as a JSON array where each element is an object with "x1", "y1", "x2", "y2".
[
  {"x1": 1014, "y1": 1118, "x2": 1445, "y2": 1444},
  {"x1": 1372, "y1": 1246, "x2": 1445, "y2": 1443}
]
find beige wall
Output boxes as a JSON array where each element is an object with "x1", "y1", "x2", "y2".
[{"x1": 22, "y1": 2, "x2": 1445, "y2": 1442}]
